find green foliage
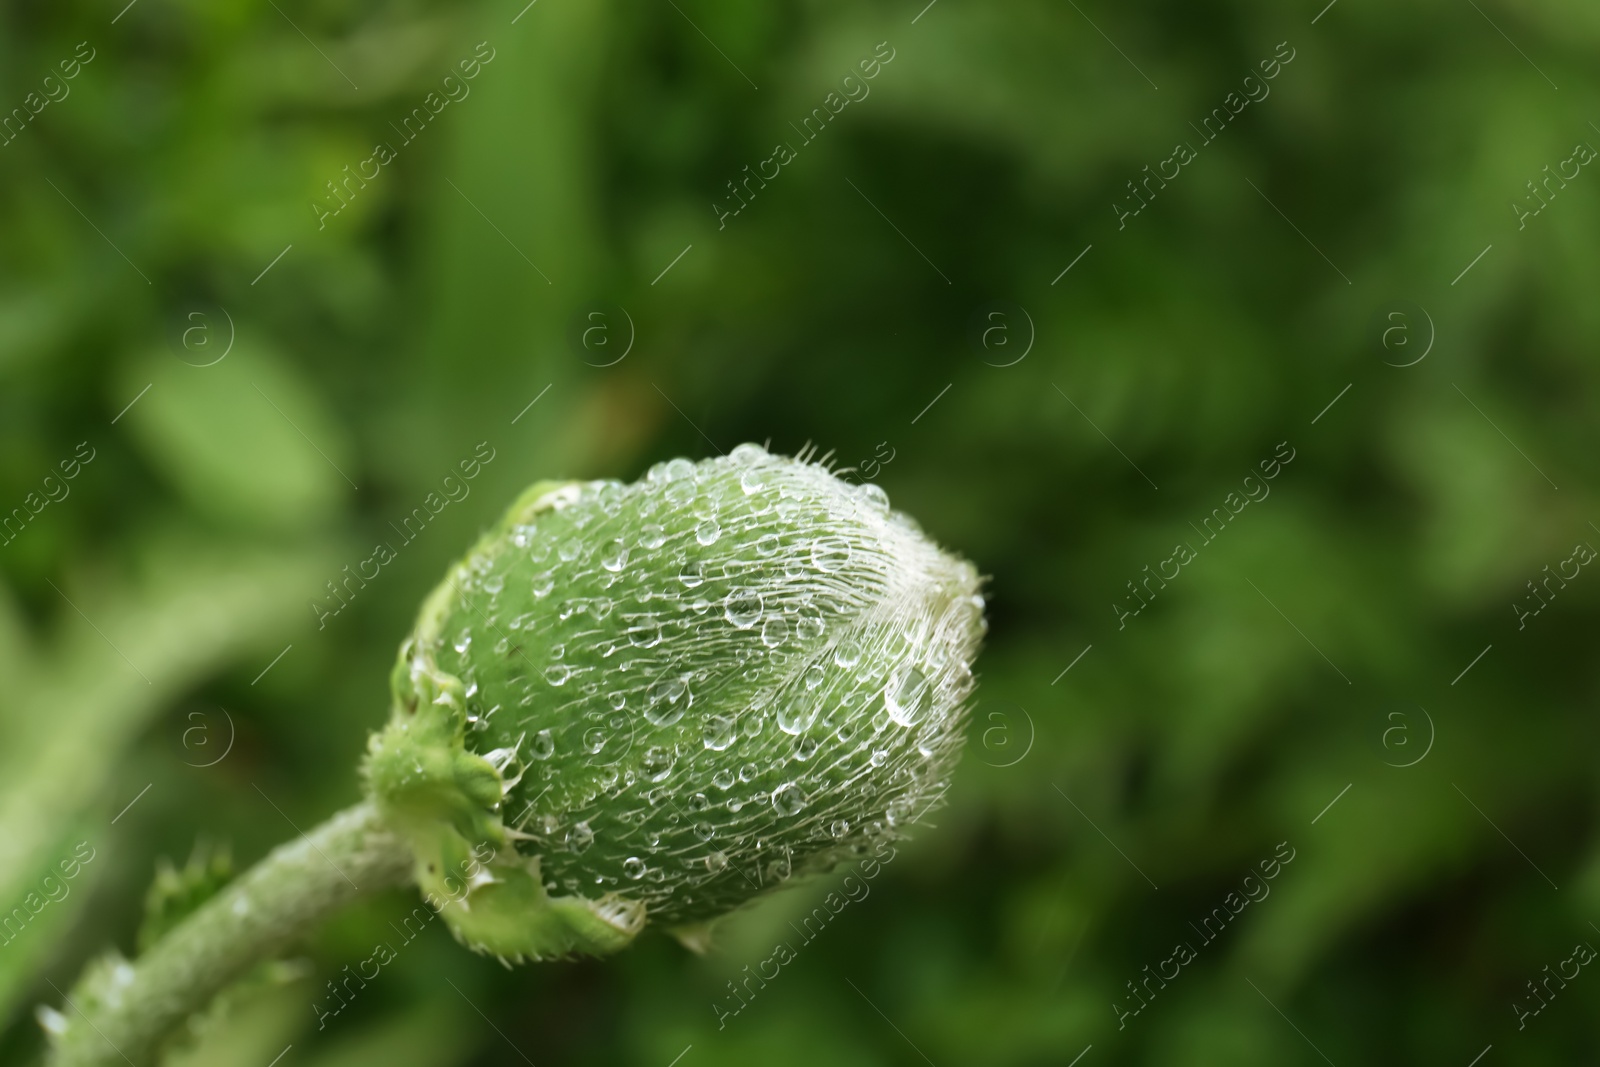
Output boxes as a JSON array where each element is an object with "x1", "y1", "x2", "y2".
[
  {"x1": 3, "y1": 0, "x2": 1598, "y2": 1063},
  {"x1": 138, "y1": 844, "x2": 234, "y2": 954}
]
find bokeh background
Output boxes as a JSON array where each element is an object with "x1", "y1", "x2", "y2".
[{"x1": 3, "y1": 0, "x2": 1599, "y2": 1063}]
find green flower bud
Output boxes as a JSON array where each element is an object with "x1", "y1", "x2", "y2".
[{"x1": 365, "y1": 445, "x2": 984, "y2": 961}]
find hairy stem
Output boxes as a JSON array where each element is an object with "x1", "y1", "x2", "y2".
[{"x1": 46, "y1": 800, "x2": 413, "y2": 1067}]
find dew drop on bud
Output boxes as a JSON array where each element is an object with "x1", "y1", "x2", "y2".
[
  {"x1": 567, "y1": 821, "x2": 594, "y2": 853},
  {"x1": 623, "y1": 857, "x2": 647, "y2": 879},
  {"x1": 771, "y1": 782, "x2": 806, "y2": 816},
  {"x1": 645, "y1": 677, "x2": 691, "y2": 727},
  {"x1": 545, "y1": 664, "x2": 572, "y2": 687},
  {"x1": 776, "y1": 690, "x2": 818, "y2": 735},
  {"x1": 724, "y1": 588, "x2": 763, "y2": 629},
  {"x1": 601, "y1": 539, "x2": 629, "y2": 572},
  {"x1": 703, "y1": 714, "x2": 736, "y2": 751},
  {"x1": 884, "y1": 664, "x2": 930, "y2": 727},
  {"x1": 639, "y1": 524, "x2": 667, "y2": 549},
  {"x1": 696, "y1": 518, "x2": 721, "y2": 545},
  {"x1": 760, "y1": 615, "x2": 789, "y2": 648},
  {"x1": 678, "y1": 559, "x2": 706, "y2": 588},
  {"x1": 531, "y1": 728, "x2": 555, "y2": 760},
  {"x1": 811, "y1": 538, "x2": 851, "y2": 572}
]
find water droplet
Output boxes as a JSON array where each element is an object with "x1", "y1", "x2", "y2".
[
  {"x1": 884, "y1": 664, "x2": 930, "y2": 727},
  {"x1": 530, "y1": 571, "x2": 554, "y2": 598},
  {"x1": 567, "y1": 821, "x2": 594, "y2": 853},
  {"x1": 589, "y1": 597, "x2": 614, "y2": 620},
  {"x1": 678, "y1": 559, "x2": 707, "y2": 588},
  {"x1": 731, "y1": 443, "x2": 767, "y2": 465},
  {"x1": 484, "y1": 573, "x2": 506, "y2": 595},
  {"x1": 771, "y1": 783, "x2": 806, "y2": 817},
  {"x1": 740, "y1": 468, "x2": 768, "y2": 494},
  {"x1": 796, "y1": 614, "x2": 825, "y2": 642},
  {"x1": 584, "y1": 728, "x2": 607, "y2": 753},
  {"x1": 694, "y1": 821, "x2": 715, "y2": 841},
  {"x1": 727, "y1": 796, "x2": 745, "y2": 812},
  {"x1": 645, "y1": 677, "x2": 691, "y2": 727},
  {"x1": 760, "y1": 616, "x2": 789, "y2": 648},
  {"x1": 696, "y1": 518, "x2": 721, "y2": 545},
  {"x1": 642, "y1": 745, "x2": 675, "y2": 781},
  {"x1": 665, "y1": 479, "x2": 696, "y2": 507},
  {"x1": 777, "y1": 691, "x2": 818, "y2": 735},
  {"x1": 859, "y1": 483, "x2": 890, "y2": 512},
  {"x1": 830, "y1": 819, "x2": 850, "y2": 838},
  {"x1": 558, "y1": 539, "x2": 582, "y2": 562},
  {"x1": 629, "y1": 623, "x2": 663, "y2": 648},
  {"x1": 703, "y1": 714, "x2": 736, "y2": 750},
  {"x1": 713, "y1": 768, "x2": 736, "y2": 790},
  {"x1": 664, "y1": 457, "x2": 695, "y2": 481},
  {"x1": 623, "y1": 857, "x2": 647, "y2": 879},
  {"x1": 530, "y1": 728, "x2": 555, "y2": 759},
  {"x1": 545, "y1": 664, "x2": 572, "y2": 687},
  {"x1": 640, "y1": 524, "x2": 667, "y2": 549},
  {"x1": 834, "y1": 642, "x2": 862, "y2": 668},
  {"x1": 803, "y1": 664, "x2": 825, "y2": 690},
  {"x1": 738, "y1": 762, "x2": 759, "y2": 783},
  {"x1": 724, "y1": 588, "x2": 763, "y2": 629},
  {"x1": 812, "y1": 538, "x2": 851, "y2": 572},
  {"x1": 754, "y1": 533, "x2": 780, "y2": 557},
  {"x1": 795, "y1": 735, "x2": 819, "y2": 760},
  {"x1": 453, "y1": 629, "x2": 473, "y2": 654},
  {"x1": 705, "y1": 850, "x2": 730, "y2": 873},
  {"x1": 600, "y1": 538, "x2": 629, "y2": 572}
]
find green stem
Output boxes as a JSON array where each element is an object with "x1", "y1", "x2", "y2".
[{"x1": 47, "y1": 800, "x2": 413, "y2": 1067}]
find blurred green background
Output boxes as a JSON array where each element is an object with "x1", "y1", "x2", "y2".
[{"x1": 3, "y1": 0, "x2": 1599, "y2": 1063}]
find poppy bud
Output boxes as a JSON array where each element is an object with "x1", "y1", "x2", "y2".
[{"x1": 365, "y1": 444, "x2": 984, "y2": 961}]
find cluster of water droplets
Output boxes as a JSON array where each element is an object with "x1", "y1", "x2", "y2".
[{"x1": 422, "y1": 444, "x2": 985, "y2": 925}]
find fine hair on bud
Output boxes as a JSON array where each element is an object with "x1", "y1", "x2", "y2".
[{"x1": 390, "y1": 444, "x2": 985, "y2": 931}]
